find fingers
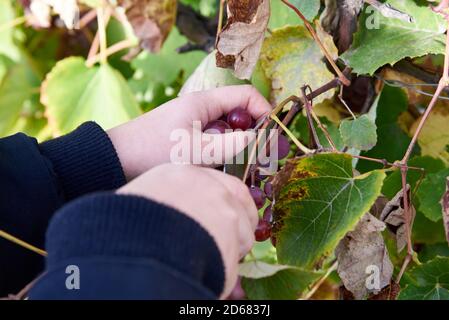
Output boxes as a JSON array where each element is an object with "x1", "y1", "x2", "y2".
[
  {"x1": 201, "y1": 167, "x2": 258, "y2": 230},
  {"x1": 190, "y1": 85, "x2": 273, "y2": 123}
]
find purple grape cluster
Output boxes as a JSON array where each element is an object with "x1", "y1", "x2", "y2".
[{"x1": 204, "y1": 107, "x2": 292, "y2": 245}]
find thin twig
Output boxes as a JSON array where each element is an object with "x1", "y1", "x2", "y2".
[
  {"x1": 0, "y1": 16, "x2": 26, "y2": 33},
  {"x1": 96, "y1": 6, "x2": 108, "y2": 65},
  {"x1": 215, "y1": 0, "x2": 226, "y2": 46},
  {"x1": 86, "y1": 39, "x2": 135, "y2": 67},
  {"x1": 0, "y1": 230, "x2": 47, "y2": 257},
  {"x1": 302, "y1": 261, "x2": 338, "y2": 300}
]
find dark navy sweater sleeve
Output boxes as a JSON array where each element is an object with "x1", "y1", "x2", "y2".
[
  {"x1": 0, "y1": 122, "x2": 126, "y2": 296},
  {"x1": 1, "y1": 122, "x2": 225, "y2": 299},
  {"x1": 29, "y1": 194, "x2": 224, "y2": 299}
]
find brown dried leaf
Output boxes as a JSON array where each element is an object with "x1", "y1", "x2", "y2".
[
  {"x1": 216, "y1": 0, "x2": 270, "y2": 79},
  {"x1": 336, "y1": 213, "x2": 393, "y2": 300},
  {"x1": 119, "y1": 0, "x2": 177, "y2": 53},
  {"x1": 380, "y1": 185, "x2": 416, "y2": 253},
  {"x1": 441, "y1": 177, "x2": 449, "y2": 245},
  {"x1": 367, "y1": 281, "x2": 401, "y2": 300}
]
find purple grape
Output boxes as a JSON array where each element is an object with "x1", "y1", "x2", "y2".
[
  {"x1": 203, "y1": 120, "x2": 231, "y2": 134},
  {"x1": 249, "y1": 186, "x2": 266, "y2": 209},
  {"x1": 227, "y1": 107, "x2": 252, "y2": 131},
  {"x1": 263, "y1": 205, "x2": 273, "y2": 223},
  {"x1": 255, "y1": 219, "x2": 271, "y2": 242},
  {"x1": 264, "y1": 182, "x2": 273, "y2": 200},
  {"x1": 277, "y1": 134, "x2": 290, "y2": 160}
]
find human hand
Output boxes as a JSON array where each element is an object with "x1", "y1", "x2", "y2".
[
  {"x1": 108, "y1": 85, "x2": 272, "y2": 180},
  {"x1": 117, "y1": 163, "x2": 258, "y2": 298}
]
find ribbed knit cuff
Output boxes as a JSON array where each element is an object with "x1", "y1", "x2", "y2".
[
  {"x1": 43, "y1": 193, "x2": 225, "y2": 297},
  {"x1": 39, "y1": 122, "x2": 126, "y2": 200}
]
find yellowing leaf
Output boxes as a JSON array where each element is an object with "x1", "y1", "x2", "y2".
[
  {"x1": 410, "y1": 106, "x2": 449, "y2": 165},
  {"x1": 272, "y1": 153, "x2": 386, "y2": 269},
  {"x1": 260, "y1": 26, "x2": 337, "y2": 108}
]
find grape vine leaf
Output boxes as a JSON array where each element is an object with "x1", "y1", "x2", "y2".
[
  {"x1": 179, "y1": 51, "x2": 246, "y2": 95},
  {"x1": 239, "y1": 261, "x2": 322, "y2": 299},
  {"x1": 268, "y1": 0, "x2": 320, "y2": 29},
  {"x1": 341, "y1": 0, "x2": 447, "y2": 75},
  {"x1": 260, "y1": 25, "x2": 338, "y2": 107},
  {"x1": 442, "y1": 178, "x2": 449, "y2": 244},
  {"x1": 336, "y1": 213, "x2": 393, "y2": 299},
  {"x1": 357, "y1": 85, "x2": 416, "y2": 173},
  {"x1": 339, "y1": 115, "x2": 377, "y2": 151},
  {"x1": 410, "y1": 105, "x2": 449, "y2": 166},
  {"x1": 0, "y1": 53, "x2": 48, "y2": 139},
  {"x1": 399, "y1": 257, "x2": 449, "y2": 300},
  {"x1": 0, "y1": 0, "x2": 22, "y2": 62},
  {"x1": 216, "y1": 0, "x2": 270, "y2": 79},
  {"x1": 416, "y1": 169, "x2": 449, "y2": 222},
  {"x1": 42, "y1": 57, "x2": 141, "y2": 135},
  {"x1": 272, "y1": 153, "x2": 386, "y2": 269},
  {"x1": 130, "y1": 28, "x2": 206, "y2": 89},
  {"x1": 118, "y1": 0, "x2": 177, "y2": 53}
]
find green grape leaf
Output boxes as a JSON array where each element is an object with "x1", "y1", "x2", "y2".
[
  {"x1": 269, "y1": 0, "x2": 320, "y2": 29},
  {"x1": 240, "y1": 261, "x2": 322, "y2": 299},
  {"x1": 341, "y1": 0, "x2": 447, "y2": 75},
  {"x1": 357, "y1": 85, "x2": 417, "y2": 173},
  {"x1": 419, "y1": 243, "x2": 449, "y2": 262},
  {"x1": 179, "y1": 51, "x2": 246, "y2": 95},
  {"x1": 416, "y1": 169, "x2": 449, "y2": 222},
  {"x1": 130, "y1": 28, "x2": 206, "y2": 89},
  {"x1": 42, "y1": 57, "x2": 141, "y2": 135},
  {"x1": 272, "y1": 153, "x2": 386, "y2": 268},
  {"x1": 339, "y1": 115, "x2": 377, "y2": 151},
  {"x1": 0, "y1": 53, "x2": 47, "y2": 139},
  {"x1": 291, "y1": 114, "x2": 344, "y2": 150},
  {"x1": 382, "y1": 156, "x2": 445, "y2": 199},
  {"x1": 0, "y1": 0, "x2": 22, "y2": 61},
  {"x1": 399, "y1": 257, "x2": 449, "y2": 300},
  {"x1": 260, "y1": 26, "x2": 337, "y2": 107}
]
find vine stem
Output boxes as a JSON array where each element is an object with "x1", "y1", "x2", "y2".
[
  {"x1": 0, "y1": 16, "x2": 26, "y2": 33},
  {"x1": 301, "y1": 261, "x2": 338, "y2": 300},
  {"x1": 280, "y1": 0, "x2": 350, "y2": 86},
  {"x1": 397, "y1": 11, "x2": 449, "y2": 279},
  {"x1": 215, "y1": 0, "x2": 226, "y2": 46},
  {"x1": 96, "y1": 5, "x2": 108, "y2": 65},
  {"x1": 86, "y1": 39, "x2": 135, "y2": 67},
  {"x1": 0, "y1": 230, "x2": 47, "y2": 257}
]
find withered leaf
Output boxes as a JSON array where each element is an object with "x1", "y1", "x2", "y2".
[
  {"x1": 119, "y1": 0, "x2": 177, "y2": 53},
  {"x1": 440, "y1": 177, "x2": 449, "y2": 245},
  {"x1": 336, "y1": 213, "x2": 393, "y2": 300},
  {"x1": 380, "y1": 185, "x2": 416, "y2": 253},
  {"x1": 367, "y1": 281, "x2": 401, "y2": 300},
  {"x1": 216, "y1": 0, "x2": 270, "y2": 79}
]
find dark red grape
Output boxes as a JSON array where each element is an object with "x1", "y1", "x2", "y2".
[
  {"x1": 263, "y1": 205, "x2": 273, "y2": 223},
  {"x1": 227, "y1": 107, "x2": 252, "y2": 131},
  {"x1": 264, "y1": 182, "x2": 273, "y2": 200},
  {"x1": 255, "y1": 219, "x2": 271, "y2": 242},
  {"x1": 249, "y1": 186, "x2": 266, "y2": 209},
  {"x1": 203, "y1": 120, "x2": 231, "y2": 134},
  {"x1": 277, "y1": 134, "x2": 290, "y2": 160}
]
